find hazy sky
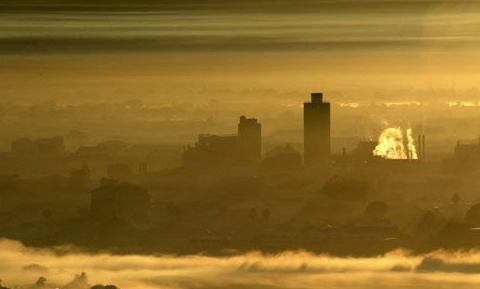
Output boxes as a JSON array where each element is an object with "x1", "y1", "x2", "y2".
[
  {"x1": 1, "y1": 0, "x2": 480, "y2": 103},
  {"x1": 1, "y1": 0, "x2": 471, "y2": 54}
]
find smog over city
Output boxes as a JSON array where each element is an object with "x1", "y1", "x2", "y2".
[{"x1": 3, "y1": 0, "x2": 480, "y2": 288}]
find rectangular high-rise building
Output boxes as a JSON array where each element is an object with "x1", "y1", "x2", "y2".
[
  {"x1": 304, "y1": 93, "x2": 330, "y2": 166},
  {"x1": 238, "y1": 116, "x2": 261, "y2": 161}
]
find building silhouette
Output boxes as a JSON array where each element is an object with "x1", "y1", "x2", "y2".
[
  {"x1": 353, "y1": 141, "x2": 377, "y2": 161},
  {"x1": 107, "y1": 163, "x2": 133, "y2": 181},
  {"x1": 304, "y1": 93, "x2": 330, "y2": 166},
  {"x1": 182, "y1": 116, "x2": 262, "y2": 169},
  {"x1": 238, "y1": 116, "x2": 261, "y2": 161},
  {"x1": 68, "y1": 164, "x2": 91, "y2": 189},
  {"x1": 182, "y1": 134, "x2": 243, "y2": 169},
  {"x1": 12, "y1": 136, "x2": 65, "y2": 156}
]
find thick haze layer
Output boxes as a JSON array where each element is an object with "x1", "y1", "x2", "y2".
[
  {"x1": 1, "y1": 0, "x2": 480, "y2": 103},
  {"x1": 1, "y1": 0, "x2": 474, "y2": 54},
  {"x1": 3, "y1": 238, "x2": 480, "y2": 289}
]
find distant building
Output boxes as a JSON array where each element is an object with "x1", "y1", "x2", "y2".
[
  {"x1": 68, "y1": 164, "x2": 91, "y2": 189},
  {"x1": 107, "y1": 163, "x2": 133, "y2": 181},
  {"x1": 182, "y1": 116, "x2": 262, "y2": 169},
  {"x1": 442, "y1": 137, "x2": 480, "y2": 174},
  {"x1": 353, "y1": 141, "x2": 377, "y2": 158},
  {"x1": 238, "y1": 116, "x2": 261, "y2": 161},
  {"x1": 12, "y1": 136, "x2": 65, "y2": 156},
  {"x1": 91, "y1": 181, "x2": 150, "y2": 222},
  {"x1": 75, "y1": 145, "x2": 108, "y2": 157},
  {"x1": 11, "y1": 138, "x2": 37, "y2": 155},
  {"x1": 182, "y1": 134, "x2": 244, "y2": 169},
  {"x1": 304, "y1": 93, "x2": 330, "y2": 166},
  {"x1": 454, "y1": 140, "x2": 480, "y2": 160},
  {"x1": 352, "y1": 141, "x2": 378, "y2": 162},
  {"x1": 65, "y1": 130, "x2": 89, "y2": 148},
  {"x1": 75, "y1": 140, "x2": 129, "y2": 157}
]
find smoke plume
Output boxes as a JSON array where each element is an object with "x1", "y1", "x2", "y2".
[{"x1": 373, "y1": 127, "x2": 418, "y2": 159}]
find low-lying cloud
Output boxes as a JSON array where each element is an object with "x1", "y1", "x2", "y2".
[{"x1": 2, "y1": 238, "x2": 480, "y2": 289}]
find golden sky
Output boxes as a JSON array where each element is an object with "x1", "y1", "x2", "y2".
[{"x1": 1, "y1": 0, "x2": 480, "y2": 102}]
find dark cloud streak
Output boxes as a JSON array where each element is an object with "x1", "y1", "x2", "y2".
[
  {"x1": 0, "y1": 35, "x2": 475, "y2": 55},
  {"x1": 2, "y1": 1, "x2": 479, "y2": 55},
  {"x1": 0, "y1": 0, "x2": 451, "y2": 13}
]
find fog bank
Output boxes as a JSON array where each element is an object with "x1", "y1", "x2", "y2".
[{"x1": 2, "y1": 238, "x2": 480, "y2": 289}]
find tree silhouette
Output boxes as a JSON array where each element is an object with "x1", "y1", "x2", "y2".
[
  {"x1": 451, "y1": 193, "x2": 460, "y2": 206},
  {"x1": 465, "y1": 203, "x2": 480, "y2": 225},
  {"x1": 0, "y1": 280, "x2": 10, "y2": 289},
  {"x1": 35, "y1": 276, "x2": 47, "y2": 287},
  {"x1": 91, "y1": 285, "x2": 119, "y2": 289}
]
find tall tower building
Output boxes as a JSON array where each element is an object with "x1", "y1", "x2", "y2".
[
  {"x1": 304, "y1": 93, "x2": 330, "y2": 166},
  {"x1": 238, "y1": 116, "x2": 261, "y2": 161}
]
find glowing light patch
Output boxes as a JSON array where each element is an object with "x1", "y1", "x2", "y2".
[{"x1": 373, "y1": 127, "x2": 418, "y2": 159}]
